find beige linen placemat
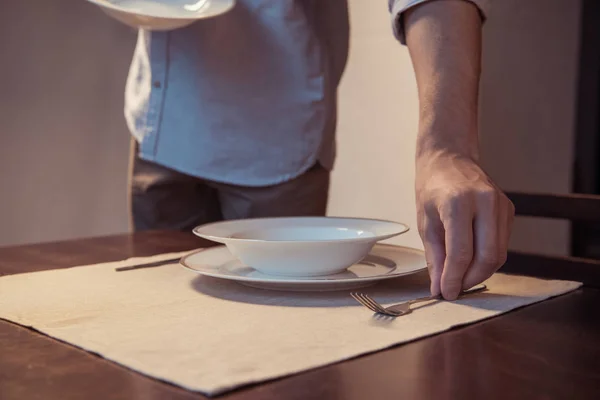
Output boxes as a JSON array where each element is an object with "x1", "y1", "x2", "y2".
[{"x1": 0, "y1": 251, "x2": 581, "y2": 396}]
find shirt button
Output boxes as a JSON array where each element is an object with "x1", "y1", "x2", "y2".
[{"x1": 153, "y1": 81, "x2": 162, "y2": 89}]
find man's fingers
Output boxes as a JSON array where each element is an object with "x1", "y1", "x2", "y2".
[
  {"x1": 495, "y1": 195, "x2": 514, "y2": 268},
  {"x1": 420, "y1": 212, "x2": 446, "y2": 297},
  {"x1": 462, "y1": 190, "x2": 500, "y2": 290},
  {"x1": 440, "y1": 197, "x2": 474, "y2": 300},
  {"x1": 504, "y1": 198, "x2": 515, "y2": 251}
]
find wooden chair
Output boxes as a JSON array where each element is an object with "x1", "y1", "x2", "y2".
[{"x1": 500, "y1": 191, "x2": 600, "y2": 288}]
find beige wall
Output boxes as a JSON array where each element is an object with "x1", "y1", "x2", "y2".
[
  {"x1": 328, "y1": 0, "x2": 421, "y2": 249},
  {"x1": 0, "y1": 0, "x2": 134, "y2": 246},
  {"x1": 0, "y1": 0, "x2": 581, "y2": 252}
]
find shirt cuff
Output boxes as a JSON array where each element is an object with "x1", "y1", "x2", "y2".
[{"x1": 389, "y1": 0, "x2": 491, "y2": 44}]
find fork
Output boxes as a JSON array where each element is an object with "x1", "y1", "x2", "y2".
[{"x1": 351, "y1": 284, "x2": 487, "y2": 317}]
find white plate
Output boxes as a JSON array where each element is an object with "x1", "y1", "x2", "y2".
[
  {"x1": 180, "y1": 244, "x2": 426, "y2": 291},
  {"x1": 192, "y1": 217, "x2": 409, "y2": 277},
  {"x1": 87, "y1": 0, "x2": 235, "y2": 30}
]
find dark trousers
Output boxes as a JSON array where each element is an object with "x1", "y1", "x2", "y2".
[{"x1": 127, "y1": 140, "x2": 330, "y2": 232}]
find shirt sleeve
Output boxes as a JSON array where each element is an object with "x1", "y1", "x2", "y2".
[{"x1": 389, "y1": 0, "x2": 491, "y2": 44}]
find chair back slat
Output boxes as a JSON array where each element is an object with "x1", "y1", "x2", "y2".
[
  {"x1": 502, "y1": 191, "x2": 600, "y2": 287},
  {"x1": 506, "y1": 192, "x2": 600, "y2": 222}
]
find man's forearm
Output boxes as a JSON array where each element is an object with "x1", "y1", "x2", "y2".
[
  {"x1": 404, "y1": 0, "x2": 514, "y2": 300},
  {"x1": 403, "y1": 0, "x2": 483, "y2": 161}
]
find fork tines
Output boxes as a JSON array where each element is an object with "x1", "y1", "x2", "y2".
[{"x1": 351, "y1": 292, "x2": 387, "y2": 314}]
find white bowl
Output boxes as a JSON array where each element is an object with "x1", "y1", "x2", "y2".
[
  {"x1": 193, "y1": 217, "x2": 409, "y2": 277},
  {"x1": 86, "y1": 0, "x2": 235, "y2": 31}
]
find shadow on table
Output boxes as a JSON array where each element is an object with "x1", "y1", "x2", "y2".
[{"x1": 189, "y1": 272, "x2": 531, "y2": 310}]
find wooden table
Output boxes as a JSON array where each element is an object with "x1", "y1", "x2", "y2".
[{"x1": 1, "y1": 231, "x2": 599, "y2": 399}]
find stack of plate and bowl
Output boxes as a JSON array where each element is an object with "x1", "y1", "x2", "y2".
[{"x1": 181, "y1": 217, "x2": 427, "y2": 291}]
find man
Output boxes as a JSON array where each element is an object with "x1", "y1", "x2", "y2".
[{"x1": 124, "y1": 0, "x2": 514, "y2": 300}]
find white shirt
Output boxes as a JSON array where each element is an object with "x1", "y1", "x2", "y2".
[{"x1": 124, "y1": 0, "x2": 490, "y2": 186}]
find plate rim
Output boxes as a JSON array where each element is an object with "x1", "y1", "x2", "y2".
[
  {"x1": 179, "y1": 243, "x2": 426, "y2": 285},
  {"x1": 86, "y1": 0, "x2": 236, "y2": 20}
]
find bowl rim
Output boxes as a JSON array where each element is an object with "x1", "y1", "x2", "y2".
[
  {"x1": 193, "y1": 216, "x2": 410, "y2": 245},
  {"x1": 85, "y1": 0, "x2": 235, "y2": 21}
]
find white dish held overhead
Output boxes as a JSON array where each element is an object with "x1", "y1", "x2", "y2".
[
  {"x1": 193, "y1": 217, "x2": 409, "y2": 277},
  {"x1": 180, "y1": 244, "x2": 426, "y2": 291},
  {"x1": 86, "y1": 0, "x2": 235, "y2": 31}
]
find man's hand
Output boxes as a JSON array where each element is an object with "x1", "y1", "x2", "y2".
[
  {"x1": 403, "y1": 0, "x2": 514, "y2": 299},
  {"x1": 416, "y1": 150, "x2": 514, "y2": 300}
]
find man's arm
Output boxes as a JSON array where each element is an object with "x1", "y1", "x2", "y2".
[
  {"x1": 399, "y1": 0, "x2": 514, "y2": 299},
  {"x1": 405, "y1": 0, "x2": 481, "y2": 159}
]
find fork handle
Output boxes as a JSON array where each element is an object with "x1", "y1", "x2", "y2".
[
  {"x1": 407, "y1": 294, "x2": 438, "y2": 305},
  {"x1": 409, "y1": 283, "x2": 487, "y2": 304}
]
